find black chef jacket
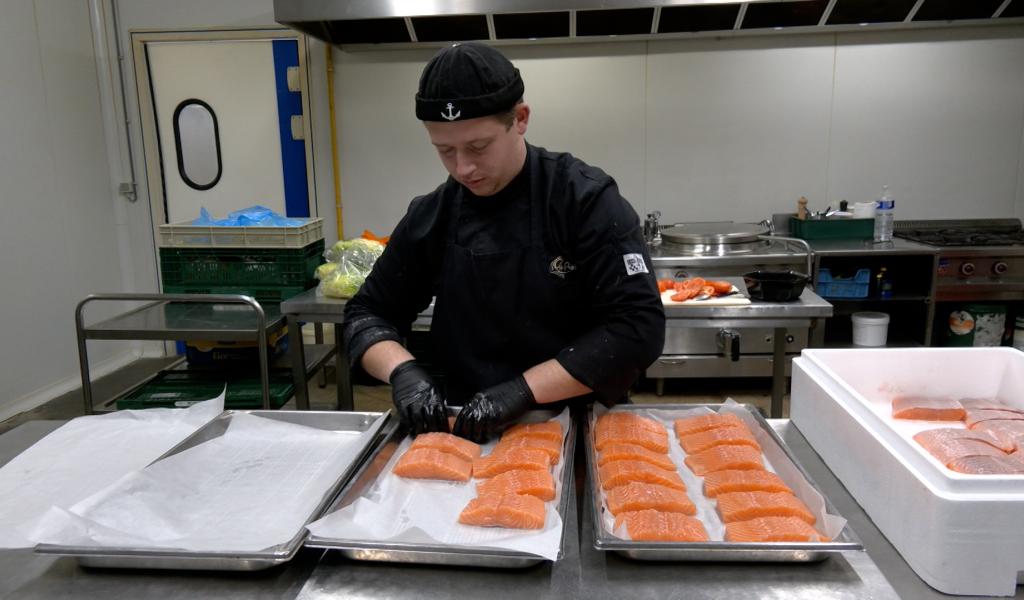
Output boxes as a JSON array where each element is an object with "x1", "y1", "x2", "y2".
[{"x1": 342, "y1": 143, "x2": 665, "y2": 406}]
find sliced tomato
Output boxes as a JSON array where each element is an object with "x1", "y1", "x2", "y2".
[
  {"x1": 658, "y1": 279, "x2": 674, "y2": 293},
  {"x1": 709, "y1": 280, "x2": 733, "y2": 294},
  {"x1": 671, "y1": 288, "x2": 699, "y2": 302},
  {"x1": 701, "y1": 285, "x2": 716, "y2": 297}
]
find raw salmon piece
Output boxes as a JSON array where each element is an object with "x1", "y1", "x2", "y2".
[
  {"x1": 614, "y1": 509, "x2": 709, "y2": 542},
  {"x1": 598, "y1": 443, "x2": 676, "y2": 471},
  {"x1": 599, "y1": 460, "x2": 686, "y2": 491},
  {"x1": 393, "y1": 448, "x2": 472, "y2": 482},
  {"x1": 408, "y1": 432, "x2": 482, "y2": 462},
  {"x1": 891, "y1": 396, "x2": 965, "y2": 421},
  {"x1": 965, "y1": 409, "x2": 1024, "y2": 428},
  {"x1": 473, "y1": 447, "x2": 550, "y2": 479},
  {"x1": 476, "y1": 469, "x2": 556, "y2": 501},
  {"x1": 458, "y1": 493, "x2": 546, "y2": 529},
  {"x1": 606, "y1": 482, "x2": 696, "y2": 516},
  {"x1": 678, "y1": 426, "x2": 761, "y2": 455},
  {"x1": 948, "y1": 455, "x2": 1024, "y2": 475},
  {"x1": 913, "y1": 427, "x2": 1014, "y2": 454},
  {"x1": 724, "y1": 517, "x2": 826, "y2": 542},
  {"x1": 673, "y1": 413, "x2": 745, "y2": 438},
  {"x1": 703, "y1": 469, "x2": 792, "y2": 498},
  {"x1": 502, "y1": 421, "x2": 563, "y2": 444},
  {"x1": 684, "y1": 445, "x2": 764, "y2": 476},
  {"x1": 595, "y1": 424, "x2": 669, "y2": 454},
  {"x1": 492, "y1": 435, "x2": 562, "y2": 465},
  {"x1": 595, "y1": 412, "x2": 664, "y2": 437},
  {"x1": 716, "y1": 491, "x2": 816, "y2": 524},
  {"x1": 959, "y1": 398, "x2": 1024, "y2": 413},
  {"x1": 973, "y1": 420, "x2": 1024, "y2": 451},
  {"x1": 916, "y1": 436, "x2": 1006, "y2": 466}
]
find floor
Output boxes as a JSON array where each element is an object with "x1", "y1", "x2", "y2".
[{"x1": 0, "y1": 359, "x2": 790, "y2": 433}]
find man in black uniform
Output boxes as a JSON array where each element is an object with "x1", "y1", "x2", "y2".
[{"x1": 342, "y1": 42, "x2": 665, "y2": 442}]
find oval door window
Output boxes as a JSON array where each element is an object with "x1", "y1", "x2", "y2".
[{"x1": 173, "y1": 99, "x2": 222, "y2": 190}]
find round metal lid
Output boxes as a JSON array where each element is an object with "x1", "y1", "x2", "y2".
[{"x1": 660, "y1": 222, "x2": 767, "y2": 246}]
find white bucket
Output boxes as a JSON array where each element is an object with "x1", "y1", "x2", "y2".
[{"x1": 851, "y1": 311, "x2": 889, "y2": 346}]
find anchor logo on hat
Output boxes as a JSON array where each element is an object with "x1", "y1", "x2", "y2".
[{"x1": 442, "y1": 102, "x2": 461, "y2": 121}]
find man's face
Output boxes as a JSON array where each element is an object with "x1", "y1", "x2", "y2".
[{"x1": 424, "y1": 104, "x2": 530, "y2": 197}]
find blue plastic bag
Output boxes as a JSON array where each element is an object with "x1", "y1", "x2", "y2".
[{"x1": 192, "y1": 205, "x2": 303, "y2": 227}]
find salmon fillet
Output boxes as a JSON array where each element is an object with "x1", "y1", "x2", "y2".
[
  {"x1": 965, "y1": 409, "x2": 1024, "y2": 428},
  {"x1": 716, "y1": 491, "x2": 816, "y2": 524},
  {"x1": 614, "y1": 509, "x2": 709, "y2": 542},
  {"x1": 599, "y1": 460, "x2": 686, "y2": 491},
  {"x1": 476, "y1": 469, "x2": 556, "y2": 501},
  {"x1": 685, "y1": 445, "x2": 764, "y2": 476},
  {"x1": 973, "y1": 420, "x2": 1024, "y2": 452},
  {"x1": 408, "y1": 432, "x2": 482, "y2": 462},
  {"x1": 947, "y1": 455, "x2": 1024, "y2": 475},
  {"x1": 891, "y1": 396, "x2": 965, "y2": 421},
  {"x1": 703, "y1": 469, "x2": 792, "y2": 498},
  {"x1": 959, "y1": 398, "x2": 1024, "y2": 413},
  {"x1": 473, "y1": 447, "x2": 550, "y2": 478},
  {"x1": 724, "y1": 517, "x2": 826, "y2": 542},
  {"x1": 598, "y1": 443, "x2": 676, "y2": 471},
  {"x1": 492, "y1": 435, "x2": 562, "y2": 465},
  {"x1": 678, "y1": 426, "x2": 761, "y2": 455},
  {"x1": 918, "y1": 435, "x2": 1008, "y2": 466},
  {"x1": 673, "y1": 413, "x2": 745, "y2": 438},
  {"x1": 596, "y1": 412, "x2": 664, "y2": 438},
  {"x1": 502, "y1": 421, "x2": 563, "y2": 444},
  {"x1": 913, "y1": 427, "x2": 1013, "y2": 454},
  {"x1": 605, "y1": 482, "x2": 696, "y2": 516},
  {"x1": 458, "y1": 493, "x2": 546, "y2": 529},
  {"x1": 595, "y1": 424, "x2": 669, "y2": 454},
  {"x1": 393, "y1": 447, "x2": 473, "y2": 482}
]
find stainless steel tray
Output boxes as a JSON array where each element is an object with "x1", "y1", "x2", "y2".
[
  {"x1": 34, "y1": 410, "x2": 390, "y2": 571},
  {"x1": 588, "y1": 404, "x2": 863, "y2": 562},
  {"x1": 305, "y1": 409, "x2": 576, "y2": 568}
]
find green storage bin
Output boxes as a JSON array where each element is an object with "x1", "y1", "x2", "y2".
[
  {"x1": 159, "y1": 239, "x2": 324, "y2": 289},
  {"x1": 790, "y1": 217, "x2": 874, "y2": 240},
  {"x1": 117, "y1": 370, "x2": 293, "y2": 410}
]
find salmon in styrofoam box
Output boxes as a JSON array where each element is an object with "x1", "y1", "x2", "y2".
[{"x1": 791, "y1": 347, "x2": 1024, "y2": 597}]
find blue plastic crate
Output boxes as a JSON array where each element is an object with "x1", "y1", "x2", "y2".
[{"x1": 817, "y1": 268, "x2": 871, "y2": 299}]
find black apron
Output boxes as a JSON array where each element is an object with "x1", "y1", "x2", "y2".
[{"x1": 430, "y1": 162, "x2": 587, "y2": 406}]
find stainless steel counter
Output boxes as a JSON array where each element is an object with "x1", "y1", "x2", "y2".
[
  {"x1": 807, "y1": 238, "x2": 939, "y2": 257},
  {"x1": 5, "y1": 418, "x2": 1023, "y2": 598},
  {"x1": 662, "y1": 287, "x2": 833, "y2": 320}
]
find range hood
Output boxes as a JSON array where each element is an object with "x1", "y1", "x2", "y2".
[{"x1": 275, "y1": 0, "x2": 1024, "y2": 48}]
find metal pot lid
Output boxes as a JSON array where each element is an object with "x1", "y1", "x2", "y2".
[{"x1": 660, "y1": 222, "x2": 767, "y2": 245}]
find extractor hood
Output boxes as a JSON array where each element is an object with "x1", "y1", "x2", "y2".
[{"x1": 274, "y1": 0, "x2": 1024, "y2": 47}]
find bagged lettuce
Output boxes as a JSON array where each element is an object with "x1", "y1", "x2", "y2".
[{"x1": 317, "y1": 237, "x2": 385, "y2": 299}]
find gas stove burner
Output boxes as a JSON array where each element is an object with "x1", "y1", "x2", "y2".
[{"x1": 896, "y1": 229, "x2": 1024, "y2": 247}]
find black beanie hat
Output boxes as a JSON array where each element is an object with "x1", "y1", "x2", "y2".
[{"x1": 415, "y1": 42, "x2": 524, "y2": 122}]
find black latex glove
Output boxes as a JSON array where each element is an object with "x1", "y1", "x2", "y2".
[
  {"x1": 389, "y1": 360, "x2": 449, "y2": 435},
  {"x1": 452, "y1": 375, "x2": 535, "y2": 443}
]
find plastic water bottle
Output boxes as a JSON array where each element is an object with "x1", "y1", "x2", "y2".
[{"x1": 874, "y1": 185, "x2": 895, "y2": 243}]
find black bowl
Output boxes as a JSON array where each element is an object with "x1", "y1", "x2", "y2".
[{"x1": 743, "y1": 270, "x2": 809, "y2": 302}]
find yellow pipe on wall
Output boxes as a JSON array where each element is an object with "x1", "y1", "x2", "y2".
[{"x1": 325, "y1": 42, "x2": 343, "y2": 240}]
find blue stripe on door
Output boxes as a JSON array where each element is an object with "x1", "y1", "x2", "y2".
[{"x1": 271, "y1": 39, "x2": 309, "y2": 218}]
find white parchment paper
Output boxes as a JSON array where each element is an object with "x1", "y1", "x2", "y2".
[
  {"x1": 306, "y1": 408, "x2": 571, "y2": 560},
  {"x1": 0, "y1": 394, "x2": 224, "y2": 549},
  {"x1": 594, "y1": 400, "x2": 847, "y2": 541},
  {"x1": 27, "y1": 411, "x2": 380, "y2": 553}
]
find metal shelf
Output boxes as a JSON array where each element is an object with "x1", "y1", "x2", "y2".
[{"x1": 83, "y1": 301, "x2": 285, "y2": 341}]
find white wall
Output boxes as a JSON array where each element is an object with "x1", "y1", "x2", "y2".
[
  {"x1": 0, "y1": 0, "x2": 133, "y2": 420},
  {"x1": 334, "y1": 25, "x2": 1024, "y2": 235}
]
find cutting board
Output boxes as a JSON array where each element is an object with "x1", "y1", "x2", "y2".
[{"x1": 660, "y1": 285, "x2": 752, "y2": 307}]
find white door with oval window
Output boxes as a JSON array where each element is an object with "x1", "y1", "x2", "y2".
[{"x1": 134, "y1": 32, "x2": 314, "y2": 226}]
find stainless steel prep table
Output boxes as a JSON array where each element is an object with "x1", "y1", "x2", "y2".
[
  {"x1": 280, "y1": 288, "x2": 433, "y2": 411},
  {"x1": 6, "y1": 418, "x2": 1020, "y2": 598},
  {"x1": 656, "y1": 288, "x2": 833, "y2": 418}
]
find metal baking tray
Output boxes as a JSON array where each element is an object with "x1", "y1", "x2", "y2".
[
  {"x1": 305, "y1": 409, "x2": 576, "y2": 568},
  {"x1": 588, "y1": 404, "x2": 863, "y2": 562},
  {"x1": 34, "y1": 410, "x2": 390, "y2": 571}
]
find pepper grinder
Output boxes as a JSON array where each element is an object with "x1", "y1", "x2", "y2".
[{"x1": 797, "y1": 197, "x2": 808, "y2": 221}]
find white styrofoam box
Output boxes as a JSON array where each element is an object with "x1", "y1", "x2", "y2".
[{"x1": 791, "y1": 348, "x2": 1024, "y2": 597}]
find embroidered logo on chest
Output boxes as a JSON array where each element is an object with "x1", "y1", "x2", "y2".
[
  {"x1": 549, "y1": 256, "x2": 576, "y2": 279},
  {"x1": 623, "y1": 253, "x2": 649, "y2": 276}
]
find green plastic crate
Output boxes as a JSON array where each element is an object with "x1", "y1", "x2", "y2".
[
  {"x1": 117, "y1": 370, "x2": 293, "y2": 410},
  {"x1": 789, "y1": 217, "x2": 874, "y2": 240},
  {"x1": 159, "y1": 239, "x2": 324, "y2": 288}
]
